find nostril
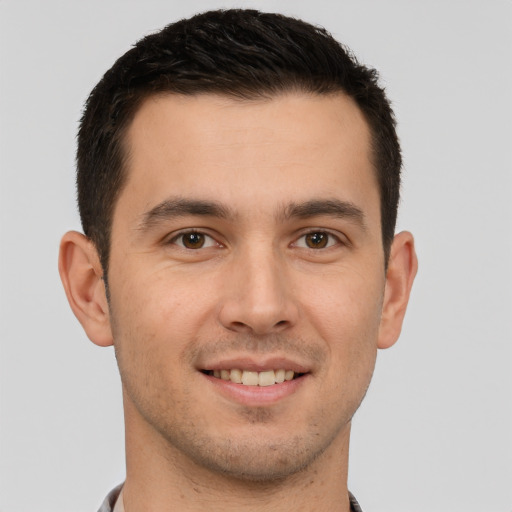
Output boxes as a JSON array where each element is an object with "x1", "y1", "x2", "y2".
[{"x1": 229, "y1": 321, "x2": 252, "y2": 332}]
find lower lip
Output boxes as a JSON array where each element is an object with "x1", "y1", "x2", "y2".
[{"x1": 202, "y1": 373, "x2": 308, "y2": 406}]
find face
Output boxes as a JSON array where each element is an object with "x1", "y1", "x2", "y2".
[{"x1": 108, "y1": 92, "x2": 386, "y2": 481}]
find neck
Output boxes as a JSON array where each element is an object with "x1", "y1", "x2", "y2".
[{"x1": 122, "y1": 406, "x2": 352, "y2": 512}]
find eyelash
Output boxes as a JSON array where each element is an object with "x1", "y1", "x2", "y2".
[
  {"x1": 167, "y1": 229, "x2": 343, "y2": 251},
  {"x1": 168, "y1": 230, "x2": 220, "y2": 250},
  {"x1": 293, "y1": 230, "x2": 342, "y2": 250}
]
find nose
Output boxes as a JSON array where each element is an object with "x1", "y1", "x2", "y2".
[{"x1": 218, "y1": 248, "x2": 299, "y2": 335}]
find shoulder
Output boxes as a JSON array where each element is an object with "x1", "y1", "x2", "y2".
[
  {"x1": 349, "y1": 491, "x2": 364, "y2": 512},
  {"x1": 97, "y1": 483, "x2": 123, "y2": 512}
]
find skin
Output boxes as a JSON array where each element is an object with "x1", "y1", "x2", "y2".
[{"x1": 59, "y1": 92, "x2": 417, "y2": 511}]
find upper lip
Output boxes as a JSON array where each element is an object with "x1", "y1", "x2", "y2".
[{"x1": 198, "y1": 356, "x2": 311, "y2": 374}]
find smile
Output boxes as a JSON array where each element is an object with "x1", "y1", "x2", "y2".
[{"x1": 203, "y1": 369, "x2": 304, "y2": 386}]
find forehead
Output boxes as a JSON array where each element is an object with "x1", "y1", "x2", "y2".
[{"x1": 118, "y1": 92, "x2": 378, "y2": 224}]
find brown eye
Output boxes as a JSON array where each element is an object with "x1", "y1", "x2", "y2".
[
  {"x1": 304, "y1": 232, "x2": 329, "y2": 249},
  {"x1": 169, "y1": 231, "x2": 220, "y2": 251},
  {"x1": 180, "y1": 232, "x2": 206, "y2": 249}
]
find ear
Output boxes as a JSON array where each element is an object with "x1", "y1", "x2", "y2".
[
  {"x1": 377, "y1": 231, "x2": 418, "y2": 349},
  {"x1": 58, "y1": 231, "x2": 113, "y2": 347}
]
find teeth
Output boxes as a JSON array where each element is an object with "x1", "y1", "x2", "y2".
[
  {"x1": 241, "y1": 371, "x2": 259, "y2": 386},
  {"x1": 230, "y1": 368, "x2": 242, "y2": 383},
  {"x1": 209, "y1": 369, "x2": 298, "y2": 386},
  {"x1": 258, "y1": 370, "x2": 276, "y2": 387}
]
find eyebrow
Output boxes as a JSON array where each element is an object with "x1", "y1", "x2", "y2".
[
  {"x1": 138, "y1": 198, "x2": 235, "y2": 231},
  {"x1": 137, "y1": 196, "x2": 366, "y2": 232},
  {"x1": 282, "y1": 199, "x2": 367, "y2": 230}
]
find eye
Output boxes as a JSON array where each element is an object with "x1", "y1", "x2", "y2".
[
  {"x1": 171, "y1": 231, "x2": 218, "y2": 249},
  {"x1": 295, "y1": 231, "x2": 339, "y2": 249}
]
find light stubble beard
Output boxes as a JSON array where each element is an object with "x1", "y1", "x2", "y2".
[{"x1": 116, "y1": 332, "x2": 373, "y2": 485}]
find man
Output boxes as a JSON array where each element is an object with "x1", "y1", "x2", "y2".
[{"x1": 58, "y1": 9, "x2": 417, "y2": 512}]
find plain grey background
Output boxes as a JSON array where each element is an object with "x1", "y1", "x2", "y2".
[{"x1": 0, "y1": 1, "x2": 511, "y2": 511}]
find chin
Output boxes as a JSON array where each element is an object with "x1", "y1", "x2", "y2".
[{"x1": 164, "y1": 425, "x2": 342, "y2": 484}]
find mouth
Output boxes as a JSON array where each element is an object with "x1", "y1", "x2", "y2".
[{"x1": 201, "y1": 368, "x2": 306, "y2": 386}]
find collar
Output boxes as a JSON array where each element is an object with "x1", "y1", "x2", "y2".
[{"x1": 99, "y1": 484, "x2": 363, "y2": 511}]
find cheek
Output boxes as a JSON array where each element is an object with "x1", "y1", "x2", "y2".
[
  {"x1": 108, "y1": 266, "x2": 220, "y2": 378},
  {"x1": 302, "y1": 267, "x2": 384, "y2": 342},
  {"x1": 111, "y1": 262, "x2": 209, "y2": 331},
  {"x1": 108, "y1": 280, "x2": 192, "y2": 415},
  {"x1": 299, "y1": 267, "x2": 383, "y2": 389}
]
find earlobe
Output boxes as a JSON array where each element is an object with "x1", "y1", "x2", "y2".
[
  {"x1": 58, "y1": 231, "x2": 113, "y2": 347},
  {"x1": 377, "y1": 231, "x2": 418, "y2": 349}
]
